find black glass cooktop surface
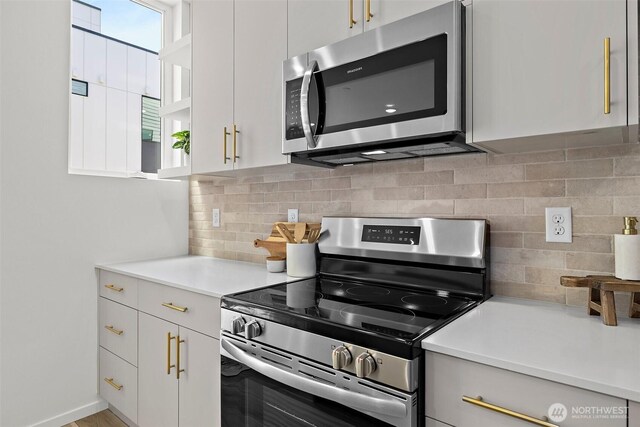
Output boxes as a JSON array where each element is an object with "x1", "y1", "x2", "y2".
[{"x1": 222, "y1": 276, "x2": 478, "y2": 357}]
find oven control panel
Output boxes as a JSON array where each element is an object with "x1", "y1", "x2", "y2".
[
  {"x1": 285, "y1": 78, "x2": 304, "y2": 140},
  {"x1": 361, "y1": 225, "x2": 421, "y2": 245}
]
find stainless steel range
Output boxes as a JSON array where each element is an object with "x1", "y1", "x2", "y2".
[{"x1": 220, "y1": 217, "x2": 489, "y2": 427}]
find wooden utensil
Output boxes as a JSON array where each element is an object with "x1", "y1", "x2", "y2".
[
  {"x1": 276, "y1": 223, "x2": 295, "y2": 243},
  {"x1": 307, "y1": 228, "x2": 320, "y2": 244},
  {"x1": 294, "y1": 223, "x2": 306, "y2": 244}
]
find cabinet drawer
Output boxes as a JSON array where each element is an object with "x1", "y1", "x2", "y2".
[
  {"x1": 138, "y1": 280, "x2": 220, "y2": 338},
  {"x1": 99, "y1": 297, "x2": 137, "y2": 365},
  {"x1": 425, "y1": 352, "x2": 626, "y2": 427},
  {"x1": 99, "y1": 348, "x2": 137, "y2": 424},
  {"x1": 99, "y1": 270, "x2": 138, "y2": 308}
]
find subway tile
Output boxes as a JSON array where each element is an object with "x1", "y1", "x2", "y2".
[
  {"x1": 490, "y1": 263, "x2": 525, "y2": 283},
  {"x1": 373, "y1": 158, "x2": 424, "y2": 174},
  {"x1": 351, "y1": 200, "x2": 398, "y2": 215},
  {"x1": 490, "y1": 248, "x2": 565, "y2": 268},
  {"x1": 615, "y1": 177, "x2": 640, "y2": 196},
  {"x1": 526, "y1": 159, "x2": 613, "y2": 180},
  {"x1": 455, "y1": 199, "x2": 524, "y2": 215},
  {"x1": 614, "y1": 157, "x2": 640, "y2": 176},
  {"x1": 278, "y1": 202, "x2": 313, "y2": 214},
  {"x1": 397, "y1": 171, "x2": 454, "y2": 186},
  {"x1": 565, "y1": 252, "x2": 614, "y2": 273},
  {"x1": 487, "y1": 150, "x2": 565, "y2": 165},
  {"x1": 293, "y1": 169, "x2": 332, "y2": 180},
  {"x1": 424, "y1": 184, "x2": 486, "y2": 200},
  {"x1": 223, "y1": 193, "x2": 264, "y2": 204},
  {"x1": 523, "y1": 233, "x2": 612, "y2": 253},
  {"x1": 486, "y1": 215, "x2": 545, "y2": 232},
  {"x1": 332, "y1": 189, "x2": 374, "y2": 201},
  {"x1": 524, "y1": 267, "x2": 598, "y2": 287},
  {"x1": 396, "y1": 200, "x2": 454, "y2": 215},
  {"x1": 491, "y1": 281, "x2": 566, "y2": 304},
  {"x1": 613, "y1": 196, "x2": 640, "y2": 215},
  {"x1": 351, "y1": 174, "x2": 398, "y2": 189},
  {"x1": 373, "y1": 187, "x2": 424, "y2": 200},
  {"x1": 223, "y1": 184, "x2": 251, "y2": 194},
  {"x1": 311, "y1": 177, "x2": 351, "y2": 190},
  {"x1": 295, "y1": 190, "x2": 332, "y2": 202},
  {"x1": 424, "y1": 153, "x2": 486, "y2": 171},
  {"x1": 455, "y1": 165, "x2": 524, "y2": 184},
  {"x1": 331, "y1": 163, "x2": 373, "y2": 176},
  {"x1": 566, "y1": 143, "x2": 640, "y2": 160},
  {"x1": 572, "y1": 216, "x2": 621, "y2": 235},
  {"x1": 565, "y1": 178, "x2": 615, "y2": 197},
  {"x1": 488, "y1": 181, "x2": 565, "y2": 198},
  {"x1": 278, "y1": 180, "x2": 312, "y2": 192},
  {"x1": 490, "y1": 232, "x2": 523, "y2": 248},
  {"x1": 249, "y1": 182, "x2": 279, "y2": 193},
  {"x1": 249, "y1": 203, "x2": 279, "y2": 213},
  {"x1": 265, "y1": 191, "x2": 295, "y2": 202},
  {"x1": 565, "y1": 287, "x2": 588, "y2": 307},
  {"x1": 312, "y1": 201, "x2": 351, "y2": 214},
  {"x1": 524, "y1": 197, "x2": 613, "y2": 215}
]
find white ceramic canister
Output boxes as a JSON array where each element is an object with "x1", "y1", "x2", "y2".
[
  {"x1": 614, "y1": 216, "x2": 640, "y2": 281},
  {"x1": 286, "y1": 243, "x2": 317, "y2": 278}
]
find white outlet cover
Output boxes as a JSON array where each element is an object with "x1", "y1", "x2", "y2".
[
  {"x1": 545, "y1": 207, "x2": 572, "y2": 243},
  {"x1": 212, "y1": 208, "x2": 220, "y2": 228},
  {"x1": 288, "y1": 209, "x2": 299, "y2": 223}
]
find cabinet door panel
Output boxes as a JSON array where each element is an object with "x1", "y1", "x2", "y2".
[
  {"x1": 69, "y1": 94, "x2": 84, "y2": 170},
  {"x1": 126, "y1": 93, "x2": 142, "y2": 173},
  {"x1": 364, "y1": 0, "x2": 447, "y2": 31},
  {"x1": 106, "y1": 40, "x2": 127, "y2": 91},
  {"x1": 287, "y1": 0, "x2": 364, "y2": 58},
  {"x1": 235, "y1": 0, "x2": 288, "y2": 170},
  {"x1": 84, "y1": 32, "x2": 106, "y2": 85},
  {"x1": 71, "y1": 28, "x2": 84, "y2": 80},
  {"x1": 473, "y1": 0, "x2": 627, "y2": 144},
  {"x1": 106, "y1": 88, "x2": 127, "y2": 172},
  {"x1": 191, "y1": 0, "x2": 234, "y2": 174},
  {"x1": 146, "y1": 53, "x2": 161, "y2": 99},
  {"x1": 127, "y1": 46, "x2": 147, "y2": 95},
  {"x1": 83, "y1": 83, "x2": 106, "y2": 171},
  {"x1": 178, "y1": 327, "x2": 220, "y2": 427},
  {"x1": 138, "y1": 313, "x2": 178, "y2": 427}
]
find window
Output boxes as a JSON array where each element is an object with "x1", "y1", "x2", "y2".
[
  {"x1": 68, "y1": 0, "x2": 163, "y2": 178},
  {"x1": 71, "y1": 79, "x2": 88, "y2": 97}
]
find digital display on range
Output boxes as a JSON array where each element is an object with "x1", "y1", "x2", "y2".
[{"x1": 361, "y1": 225, "x2": 421, "y2": 245}]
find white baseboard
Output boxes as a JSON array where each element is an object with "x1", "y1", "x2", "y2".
[{"x1": 29, "y1": 398, "x2": 108, "y2": 427}]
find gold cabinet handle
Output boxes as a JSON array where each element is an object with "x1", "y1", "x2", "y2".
[
  {"x1": 223, "y1": 127, "x2": 231, "y2": 164},
  {"x1": 366, "y1": 0, "x2": 373, "y2": 22},
  {"x1": 167, "y1": 332, "x2": 176, "y2": 374},
  {"x1": 233, "y1": 124, "x2": 240, "y2": 163},
  {"x1": 104, "y1": 325, "x2": 123, "y2": 336},
  {"x1": 162, "y1": 302, "x2": 188, "y2": 312},
  {"x1": 104, "y1": 377, "x2": 123, "y2": 391},
  {"x1": 604, "y1": 37, "x2": 610, "y2": 114},
  {"x1": 349, "y1": 0, "x2": 357, "y2": 28},
  {"x1": 462, "y1": 396, "x2": 558, "y2": 427},
  {"x1": 104, "y1": 284, "x2": 123, "y2": 292},
  {"x1": 176, "y1": 335, "x2": 185, "y2": 379}
]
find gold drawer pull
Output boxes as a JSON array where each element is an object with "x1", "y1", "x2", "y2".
[
  {"x1": 176, "y1": 335, "x2": 185, "y2": 379},
  {"x1": 104, "y1": 377, "x2": 123, "y2": 391},
  {"x1": 462, "y1": 396, "x2": 558, "y2": 427},
  {"x1": 604, "y1": 37, "x2": 611, "y2": 114},
  {"x1": 104, "y1": 284, "x2": 124, "y2": 292},
  {"x1": 162, "y1": 302, "x2": 188, "y2": 312},
  {"x1": 167, "y1": 333, "x2": 176, "y2": 374},
  {"x1": 104, "y1": 325, "x2": 123, "y2": 336}
]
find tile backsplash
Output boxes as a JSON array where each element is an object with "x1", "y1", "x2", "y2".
[{"x1": 190, "y1": 143, "x2": 640, "y2": 308}]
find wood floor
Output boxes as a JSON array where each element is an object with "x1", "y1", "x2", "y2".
[{"x1": 64, "y1": 410, "x2": 128, "y2": 427}]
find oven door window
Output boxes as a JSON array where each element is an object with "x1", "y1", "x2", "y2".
[
  {"x1": 316, "y1": 34, "x2": 447, "y2": 135},
  {"x1": 221, "y1": 356, "x2": 391, "y2": 427}
]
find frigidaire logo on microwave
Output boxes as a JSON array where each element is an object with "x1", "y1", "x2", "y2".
[{"x1": 347, "y1": 67, "x2": 363, "y2": 74}]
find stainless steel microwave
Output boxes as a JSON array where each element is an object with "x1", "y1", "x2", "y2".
[{"x1": 282, "y1": 1, "x2": 477, "y2": 167}]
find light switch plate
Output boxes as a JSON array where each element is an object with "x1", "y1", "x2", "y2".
[
  {"x1": 212, "y1": 208, "x2": 220, "y2": 228},
  {"x1": 545, "y1": 207, "x2": 572, "y2": 243},
  {"x1": 288, "y1": 209, "x2": 299, "y2": 223}
]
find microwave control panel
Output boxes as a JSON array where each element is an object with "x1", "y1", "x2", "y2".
[
  {"x1": 361, "y1": 225, "x2": 421, "y2": 245},
  {"x1": 285, "y1": 78, "x2": 304, "y2": 140}
]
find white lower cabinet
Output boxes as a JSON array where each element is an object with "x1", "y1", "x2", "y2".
[
  {"x1": 425, "y1": 352, "x2": 626, "y2": 427},
  {"x1": 98, "y1": 269, "x2": 221, "y2": 427}
]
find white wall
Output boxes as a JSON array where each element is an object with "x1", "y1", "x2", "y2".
[{"x1": 0, "y1": 1, "x2": 189, "y2": 426}]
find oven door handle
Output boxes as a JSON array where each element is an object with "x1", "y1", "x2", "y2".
[
  {"x1": 300, "y1": 60, "x2": 319, "y2": 149},
  {"x1": 221, "y1": 338, "x2": 407, "y2": 418}
]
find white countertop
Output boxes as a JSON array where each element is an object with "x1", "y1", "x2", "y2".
[
  {"x1": 97, "y1": 255, "x2": 306, "y2": 298},
  {"x1": 423, "y1": 296, "x2": 640, "y2": 402}
]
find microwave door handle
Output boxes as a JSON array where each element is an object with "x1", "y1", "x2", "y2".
[
  {"x1": 300, "y1": 60, "x2": 319, "y2": 149},
  {"x1": 221, "y1": 338, "x2": 407, "y2": 419}
]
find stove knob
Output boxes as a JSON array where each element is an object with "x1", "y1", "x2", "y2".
[
  {"x1": 355, "y1": 353, "x2": 377, "y2": 378},
  {"x1": 231, "y1": 316, "x2": 246, "y2": 335},
  {"x1": 244, "y1": 320, "x2": 262, "y2": 340},
  {"x1": 331, "y1": 345, "x2": 352, "y2": 370}
]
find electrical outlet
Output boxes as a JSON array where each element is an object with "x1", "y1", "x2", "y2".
[
  {"x1": 545, "y1": 207, "x2": 572, "y2": 243},
  {"x1": 288, "y1": 209, "x2": 299, "y2": 223},
  {"x1": 212, "y1": 208, "x2": 220, "y2": 228}
]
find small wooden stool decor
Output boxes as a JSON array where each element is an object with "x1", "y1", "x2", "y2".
[{"x1": 560, "y1": 275, "x2": 640, "y2": 326}]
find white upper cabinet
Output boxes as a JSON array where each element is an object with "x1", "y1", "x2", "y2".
[
  {"x1": 105, "y1": 88, "x2": 128, "y2": 172},
  {"x1": 191, "y1": 0, "x2": 234, "y2": 174},
  {"x1": 84, "y1": 32, "x2": 106, "y2": 85},
  {"x1": 146, "y1": 53, "x2": 161, "y2": 99},
  {"x1": 234, "y1": 0, "x2": 288, "y2": 170},
  {"x1": 470, "y1": 0, "x2": 631, "y2": 152},
  {"x1": 363, "y1": 0, "x2": 449, "y2": 31},
  {"x1": 127, "y1": 46, "x2": 147, "y2": 95},
  {"x1": 287, "y1": 0, "x2": 363, "y2": 57},
  {"x1": 71, "y1": 28, "x2": 84, "y2": 80},
  {"x1": 106, "y1": 40, "x2": 127, "y2": 91}
]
